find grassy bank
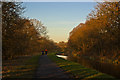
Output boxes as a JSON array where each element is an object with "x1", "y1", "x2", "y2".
[
  {"x1": 2, "y1": 54, "x2": 40, "y2": 78},
  {"x1": 48, "y1": 53, "x2": 115, "y2": 79}
]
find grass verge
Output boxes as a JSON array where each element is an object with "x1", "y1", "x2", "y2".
[
  {"x1": 2, "y1": 54, "x2": 40, "y2": 78},
  {"x1": 48, "y1": 53, "x2": 115, "y2": 80}
]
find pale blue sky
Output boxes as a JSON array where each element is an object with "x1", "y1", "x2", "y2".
[{"x1": 23, "y1": 2, "x2": 97, "y2": 42}]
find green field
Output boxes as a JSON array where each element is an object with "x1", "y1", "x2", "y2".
[
  {"x1": 48, "y1": 53, "x2": 115, "y2": 79},
  {"x1": 2, "y1": 53, "x2": 116, "y2": 79},
  {"x1": 2, "y1": 55, "x2": 40, "y2": 78}
]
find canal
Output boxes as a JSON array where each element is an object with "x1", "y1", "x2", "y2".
[{"x1": 56, "y1": 55, "x2": 120, "y2": 78}]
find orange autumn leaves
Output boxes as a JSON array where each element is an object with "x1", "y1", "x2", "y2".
[{"x1": 68, "y1": 2, "x2": 120, "y2": 59}]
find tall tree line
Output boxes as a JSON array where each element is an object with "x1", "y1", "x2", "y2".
[
  {"x1": 2, "y1": 2, "x2": 59, "y2": 59},
  {"x1": 68, "y1": 2, "x2": 120, "y2": 61}
]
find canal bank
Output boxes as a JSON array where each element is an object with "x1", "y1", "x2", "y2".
[
  {"x1": 48, "y1": 53, "x2": 115, "y2": 79},
  {"x1": 67, "y1": 55, "x2": 120, "y2": 79}
]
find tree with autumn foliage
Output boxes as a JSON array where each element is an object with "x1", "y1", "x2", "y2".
[
  {"x1": 68, "y1": 1, "x2": 120, "y2": 61},
  {"x1": 2, "y1": 2, "x2": 59, "y2": 59}
]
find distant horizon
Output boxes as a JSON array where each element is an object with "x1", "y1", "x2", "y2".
[{"x1": 23, "y1": 2, "x2": 97, "y2": 42}]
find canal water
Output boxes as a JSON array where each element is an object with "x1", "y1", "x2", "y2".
[
  {"x1": 56, "y1": 55, "x2": 67, "y2": 60},
  {"x1": 56, "y1": 55, "x2": 120, "y2": 78}
]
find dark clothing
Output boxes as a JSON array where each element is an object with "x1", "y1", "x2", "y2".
[
  {"x1": 45, "y1": 51, "x2": 47, "y2": 55},
  {"x1": 42, "y1": 51, "x2": 44, "y2": 55},
  {"x1": 45, "y1": 49, "x2": 48, "y2": 55}
]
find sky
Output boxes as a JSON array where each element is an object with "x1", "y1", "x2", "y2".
[{"x1": 22, "y1": 2, "x2": 97, "y2": 42}]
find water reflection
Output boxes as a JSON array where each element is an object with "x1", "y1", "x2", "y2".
[
  {"x1": 56, "y1": 55, "x2": 67, "y2": 60},
  {"x1": 56, "y1": 54, "x2": 120, "y2": 78},
  {"x1": 68, "y1": 56, "x2": 120, "y2": 78}
]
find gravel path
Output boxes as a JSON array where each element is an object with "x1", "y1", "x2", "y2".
[{"x1": 35, "y1": 55, "x2": 71, "y2": 78}]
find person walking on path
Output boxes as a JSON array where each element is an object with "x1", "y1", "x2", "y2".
[
  {"x1": 45, "y1": 49, "x2": 48, "y2": 55},
  {"x1": 41, "y1": 50, "x2": 44, "y2": 55}
]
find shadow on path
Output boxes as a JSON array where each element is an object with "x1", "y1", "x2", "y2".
[{"x1": 35, "y1": 55, "x2": 71, "y2": 78}]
